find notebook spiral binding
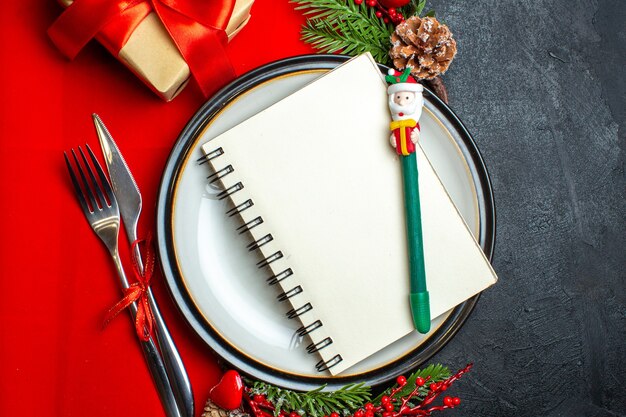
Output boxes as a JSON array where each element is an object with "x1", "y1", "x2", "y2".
[
  {"x1": 316, "y1": 355, "x2": 343, "y2": 372},
  {"x1": 203, "y1": 147, "x2": 344, "y2": 372}
]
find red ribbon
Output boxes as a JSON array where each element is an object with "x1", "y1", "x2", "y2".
[
  {"x1": 103, "y1": 235, "x2": 156, "y2": 341},
  {"x1": 48, "y1": 0, "x2": 236, "y2": 97}
]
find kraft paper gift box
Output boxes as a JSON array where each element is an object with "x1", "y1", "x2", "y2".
[{"x1": 54, "y1": 0, "x2": 254, "y2": 101}]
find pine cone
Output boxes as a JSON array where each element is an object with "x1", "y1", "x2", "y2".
[
  {"x1": 423, "y1": 77, "x2": 449, "y2": 104},
  {"x1": 202, "y1": 399, "x2": 250, "y2": 417},
  {"x1": 389, "y1": 16, "x2": 457, "y2": 80}
]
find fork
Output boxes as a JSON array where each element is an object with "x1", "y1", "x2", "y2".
[{"x1": 64, "y1": 145, "x2": 183, "y2": 417}]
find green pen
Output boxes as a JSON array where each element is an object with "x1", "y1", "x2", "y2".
[{"x1": 386, "y1": 68, "x2": 430, "y2": 334}]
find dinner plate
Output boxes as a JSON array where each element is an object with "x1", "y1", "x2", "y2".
[{"x1": 156, "y1": 55, "x2": 495, "y2": 391}]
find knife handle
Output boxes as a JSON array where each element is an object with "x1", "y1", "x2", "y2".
[
  {"x1": 148, "y1": 289, "x2": 195, "y2": 417},
  {"x1": 111, "y1": 252, "x2": 183, "y2": 417},
  {"x1": 133, "y1": 241, "x2": 194, "y2": 417},
  {"x1": 129, "y1": 242, "x2": 194, "y2": 417},
  {"x1": 126, "y1": 236, "x2": 194, "y2": 417},
  {"x1": 140, "y1": 331, "x2": 184, "y2": 417}
]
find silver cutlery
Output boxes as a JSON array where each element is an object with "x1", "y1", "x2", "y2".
[
  {"x1": 64, "y1": 145, "x2": 185, "y2": 417},
  {"x1": 92, "y1": 114, "x2": 193, "y2": 417}
]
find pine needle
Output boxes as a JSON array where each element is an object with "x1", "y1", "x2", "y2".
[
  {"x1": 373, "y1": 364, "x2": 451, "y2": 403},
  {"x1": 249, "y1": 380, "x2": 372, "y2": 417},
  {"x1": 292, "y1": 0, "x2": 432, "y2": 63},
  {"x1": 292, "y1": 0, "x2": 395, "y2": 64}
]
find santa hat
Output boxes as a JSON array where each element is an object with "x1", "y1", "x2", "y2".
[{"x1": 385, "y1": 68, "x2": 423, "y2": 95}]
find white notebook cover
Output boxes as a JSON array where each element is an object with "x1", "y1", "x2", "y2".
[{"x1": 201, "y1": 54, "x2": 497, "y2": 375}]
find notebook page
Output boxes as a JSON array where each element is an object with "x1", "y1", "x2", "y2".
[{"x1": 201, "y1": 54, "x2": 497, "y2": 375}]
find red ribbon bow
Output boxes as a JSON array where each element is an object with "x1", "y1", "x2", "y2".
[
  {"x1": 103, "y1": 235, "x2": 156, "y2": 341},
  {"x1": 48, "y1": 0, "x2": 237, "y2": 98}
]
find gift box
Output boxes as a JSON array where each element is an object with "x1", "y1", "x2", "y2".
[{"x1": 49, "y1": 0, "x2": 254, "y2": 101}]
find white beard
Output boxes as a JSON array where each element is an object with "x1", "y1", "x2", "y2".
[{"x1": 388, "y1": 94, "x2": 423, "y2": 121}]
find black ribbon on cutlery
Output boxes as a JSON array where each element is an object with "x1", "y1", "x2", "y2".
[{"x1": 103, "y1": 233, "x2": 156, "y2": 341}]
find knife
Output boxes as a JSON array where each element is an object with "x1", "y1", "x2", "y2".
[{"x1": 93, "y1": 114, "x2": 194, "y2": 417}]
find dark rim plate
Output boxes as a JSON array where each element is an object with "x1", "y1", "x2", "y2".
[{"x1": 156, "y1": 54, "x2": 495, "y2": 391}]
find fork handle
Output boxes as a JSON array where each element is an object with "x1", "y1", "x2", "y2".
[{"x1": 112, "y1": 253, "x2": 184, "y2": 417}]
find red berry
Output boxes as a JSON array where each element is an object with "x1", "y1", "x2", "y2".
[
  {"x1": 365, "y1": 412, "x2": 374, "y2": 417},
  {"x1": 253, "y1": 394, "x2": 265, "y2": 403},
  {"x1": 354, "y1": 0, "x2": 363, "y2": 4},
  {"x1": 330, "y1": 413, "x2": 340, "y2": 417},
  {"x1": 367, "y1": 0, "x2": 377, "y2": 7},
  {"x1": 452, "y1": 397, "x2": 461, "y2": 406},
  {"x1": 429, "y1": 383, "x2": 438, "y2": 391},
  {"x1": 415, "y1": 377, "x2": 425, "y2": 386},
  {"x1": 364, "y1": 403, "x2": 374, "y2": 411},
  {"x1": 381, "y1": 396, "x2": 390, "y2": 404},
  {"x1": 396, "y1": 376, "x2": 407, "y2": 386},
  {"x1": 375, "y1": 11, "x2": 382, "y2": 17},
  {"x1": 443, "y1": 396, "x2": 453, "y2": 407},
  {"x1": 384, "y1": 403, "x2": 394, "y2": 412},
  {"x1": 382, "y1": 413, "x2": 392, "y2": 417},
  {"x1": 383, "y1": 17, "x2": 389, "y2": 23},
  {"x1": 355, "y1": 411, "x2": 364, "y2": 417},
  {"x1": 388, "y1": 7, "x2": 396, "y2": 15},
  {"x1": 290, "y1": 413, "x2": 300, "y2": 417}
]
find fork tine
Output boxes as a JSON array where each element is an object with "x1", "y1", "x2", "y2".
[
  {"x1": 85, "y1": 144, "x2": 116, "y2": 207},
  {"x1": 71, "y1": 148, "x2": 99, "y2": 212},
  {"x1": 79, "y1": 146, "x2": 107, "y2": 209},
  {"x1": 64, "y1": 151, "x2": 91, "y2": 214}
]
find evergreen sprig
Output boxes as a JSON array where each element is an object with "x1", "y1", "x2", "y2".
[
  {"x1": 249, "y1": 380, "x2": 371, "y2": 417},
  {"x1": 373, "y1": 364, "x2": 451, "y2": 404},
  {"x1": 292, "y1": 0, "x2": 431, "y2": 64},
  {"x1": 293, "y1": 0, "x2": 394, "y2": 63}
]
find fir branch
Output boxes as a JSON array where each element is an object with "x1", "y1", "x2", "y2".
[
  {"x1": 249, "y1": 380, "x2": 372, "y2": 417},
  {"x1": 301, "y1": 19, "x2": 391, "y2": 63},
  {"x1": 293, "y1": 0, "x2": 364, "y2": 22},
  {"x1": 292, "y1": 0, "x2": 395, "y2": 64},
  {"x1": 373, "y1": 364, "x2": 451, "y2": 404}
]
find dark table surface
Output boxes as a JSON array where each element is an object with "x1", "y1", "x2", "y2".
[{"x1": 428, "y1": 0, "x2": 626, "y2": 416}]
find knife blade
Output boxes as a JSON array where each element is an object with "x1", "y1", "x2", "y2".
[
  {"x1": 93, "y1": 114, "x2": 194, "y2": 417},
  {"x1": 93, "y1": 114, "x2": 142, "y2": 252}
]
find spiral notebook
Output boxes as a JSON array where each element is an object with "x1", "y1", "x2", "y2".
[{"x1": 200, "y1": 54, "x2": 497, "y2": 375}]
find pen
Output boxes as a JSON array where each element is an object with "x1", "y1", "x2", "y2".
[
  {"x1": 401, "y1": 151, "x2": 430, "y2": 333},
  {"x1": 386, "y1": 68, "x2": 431, "y2": 333}
]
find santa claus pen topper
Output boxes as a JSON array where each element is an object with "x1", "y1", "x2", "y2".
[{"x1": 386, "y1": 68, "x2": 430, "y2": 334}]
